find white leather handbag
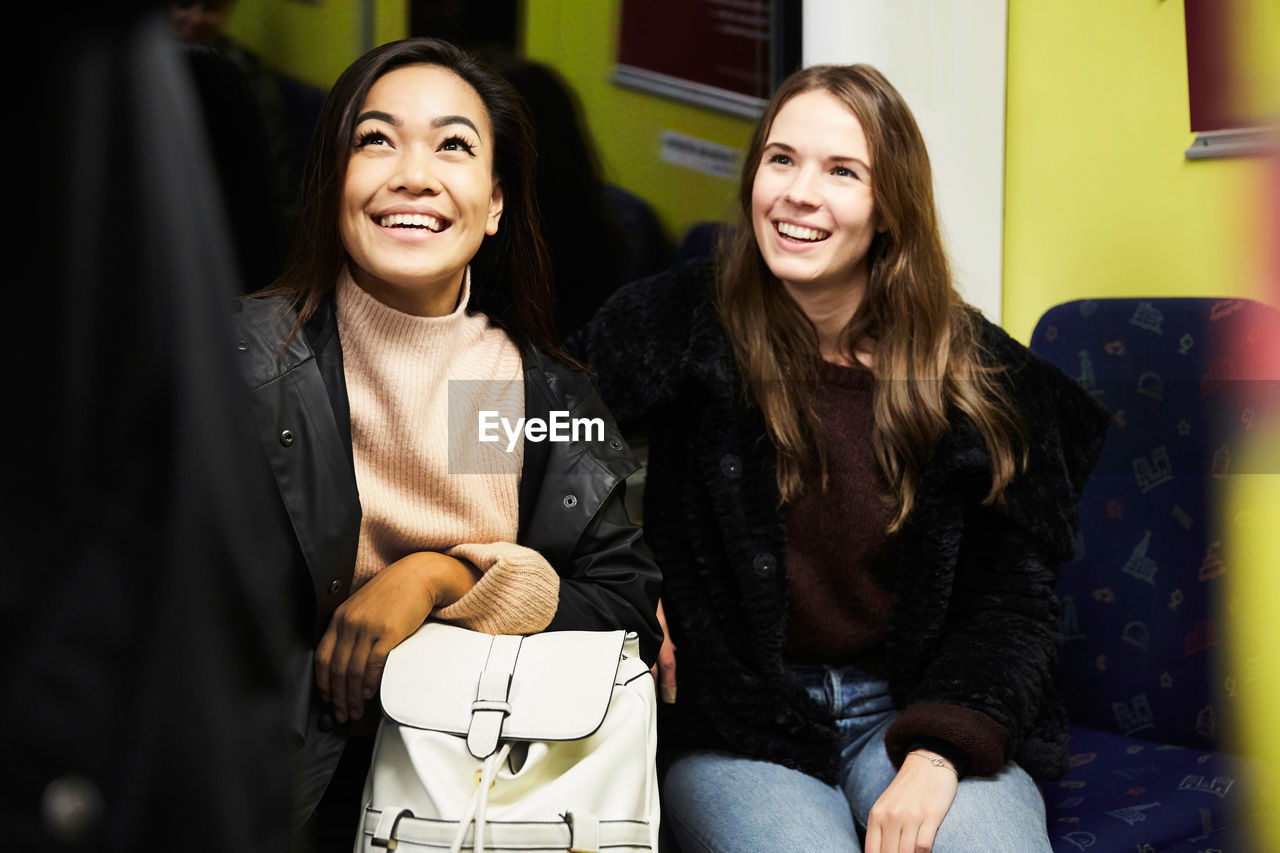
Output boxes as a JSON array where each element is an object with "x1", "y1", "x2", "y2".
[{"x1": 353, "y1": 623, "x2": 659, "y2": 853}]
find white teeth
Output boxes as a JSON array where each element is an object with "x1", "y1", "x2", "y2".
[
  {"x1": 776, "y1": 222, "x2": 830, "y2": 242},
  {"x1": 379, "y1": 212, "x2": 445, "y2": 231}
]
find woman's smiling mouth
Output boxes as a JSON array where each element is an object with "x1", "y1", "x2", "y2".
[
  {"x1": 775, "y1": 221, "x2": 831, "y2": 242},
  {"x1": 377, "y1": 212, "x2": 449, "y2": 232}
]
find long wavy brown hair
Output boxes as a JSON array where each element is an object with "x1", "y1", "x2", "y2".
[{"x1": 719, "y1": 64, "x2": 1024, "y2": 530}]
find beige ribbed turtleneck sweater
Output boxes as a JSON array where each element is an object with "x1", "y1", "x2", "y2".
[{"x1": 335, "y1": 267, "x2": 559, "y2": 634}]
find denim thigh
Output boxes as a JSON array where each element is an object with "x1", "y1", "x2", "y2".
[
  {"x1": 662, "y1": 749, "x2": 860, "y2": 853},
  {"x1": 659, "y1": 664, "x2": 889, "y2": 853},
  {"x1": 804, "y1": 663, "x2": 1052, "y2": 853},
  {"x1": 663, "y1": 664, "x2": 1052, "y2": 852}
]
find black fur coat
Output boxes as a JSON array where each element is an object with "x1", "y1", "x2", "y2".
[{"x1": 570, "y1": 260, "x2": 1108, "y2": 783}]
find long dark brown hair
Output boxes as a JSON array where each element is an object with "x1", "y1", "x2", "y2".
[
  {"x1": 719, "y1": 64, "x2": 1024, "y2": 530},
  {"x1": 260, "y1": 37, "x2": 559, "y2": 355}
]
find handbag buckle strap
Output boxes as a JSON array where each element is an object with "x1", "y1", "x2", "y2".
[
  {"x1": 371, "y1": 807, "x2": 414, "y2": 849},
  {"x1": 466, "y1": 635, "x2": 523, "y2": 759},
  {"x1": 565, "y1": 810, "x2": 601, "y2": 853},
  {"x1": 469, "y1": 699, "x2": 513, "y2": 715}
]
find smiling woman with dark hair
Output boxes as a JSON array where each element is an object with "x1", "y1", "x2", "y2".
[
  {"x1": 264, "y1": 37, "x2": 555, "y2": 347},
  {"x1": 236, "y1": 37, "x2": 661, "y2": 850},
  {"x1": 572, "y1": 63, "x2": 1108, "y2": 853}
]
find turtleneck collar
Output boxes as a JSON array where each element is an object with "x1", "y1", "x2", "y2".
[{"x1": 338, "y1": 264, "x2": 471, "y2": 323}]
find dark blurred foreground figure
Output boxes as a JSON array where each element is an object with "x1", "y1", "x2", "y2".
[{"x1": 2, "y1": 8, "x2": 293, "y2": 852}]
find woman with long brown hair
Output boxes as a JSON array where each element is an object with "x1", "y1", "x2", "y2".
[
  {"x1": 233, "y1": 37, "x2": 661, "y2": 850},
  {"x1": 572, "y1": 64, "x2": 1107, "y2": 851}
]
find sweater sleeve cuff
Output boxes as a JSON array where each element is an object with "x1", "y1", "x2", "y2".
[
  {"x1": 435, "y1": 542, "x2": 560, "y2": 634},
  {"x1": 885, "y1": 703, "x2": 1006, "y2": 777}
]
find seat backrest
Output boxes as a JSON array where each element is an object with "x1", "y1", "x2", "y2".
[
  {"x1": 1029, "y1": 298, "x2": 1279, "y2": 749},
  {"x1": 675, "y1": 222, "x2": 727, "y2": 264}
]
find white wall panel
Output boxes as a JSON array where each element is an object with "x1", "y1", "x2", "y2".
[{"x1": 801, "y1": 0, "x2": 1007, "y2": 321}]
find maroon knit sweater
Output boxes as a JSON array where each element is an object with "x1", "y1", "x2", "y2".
[
  {"x1": 783, "y1": 360, "x2": 998, "y2": 775},
  {"x1": 784, "y1": 360, "x2": 898, "y2": 671}
]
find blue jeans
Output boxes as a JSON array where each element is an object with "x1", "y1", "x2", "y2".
[{"x1": 663, "y1": 663, "x2": 1051, "y2": 852}]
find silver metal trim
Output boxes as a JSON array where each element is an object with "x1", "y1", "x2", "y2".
[
  {"x1": 611, "y1": 65, "x2": 766, "y2": 120},
  {"x1": 1185, "y1": 127, "x2": 1278, "y2": 160}
]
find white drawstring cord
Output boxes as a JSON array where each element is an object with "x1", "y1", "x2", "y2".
[{"x1": 448, "y1": 744, "x2": 512, "y2": 853}]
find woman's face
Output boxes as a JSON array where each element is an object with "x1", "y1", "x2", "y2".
[
  {"x1": 340, "y1": 64, "x2": 504, "y2": 316},
  {"x1": 751, "y1": 88, "x2": 882, "y2": 298}
]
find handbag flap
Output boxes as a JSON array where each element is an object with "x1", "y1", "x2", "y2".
[{"x1": 380, "y1": 623, "x2": 626, "y2": 743}]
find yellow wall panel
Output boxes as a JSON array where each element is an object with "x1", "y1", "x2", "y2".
[
  {"x1": 226, "y1": 0, "x2": 408, "y2": 90},
  {"x1": 1002, "y1": 0, "x2": 1273, "y2": 344},
  {"x1": 522, "y1": 0, "x2": 755, "y2": 244}
]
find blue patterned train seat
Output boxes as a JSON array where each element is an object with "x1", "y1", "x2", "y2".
[{"x1": 1029, "y1": 297, "x2": 1280, "y2": 853}]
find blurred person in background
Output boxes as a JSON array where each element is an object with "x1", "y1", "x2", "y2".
[
  {"x1": 170, "y1": 0, "x2": 297, "y2": 289},
  {"x1": 493, "y1": 56, "x2": 668, "y2": 338}
]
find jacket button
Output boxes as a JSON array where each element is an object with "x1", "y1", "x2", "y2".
[
  {"x1": 40, "y1": 774, "x2": 104, "y2": 844},
  {"x1": 317, "y1": 713, "x2": 334, "y2": 733},
  {"x1": 720, "y1": 454, "x2": 742, "y2": 479},
  {"x1": 235, "y1": 339, "x2": 248, "y2": 352},
  {"x1": 562, "y1": 494, "x2": 578, "y2": 509},
  {"x1": 753, "y1": 552, "x2": 776, "y2": 577},
  {"x1": 608, "y1": 438, "x2": 624, "y2": 451},
  {"x1": 329, "y1": 579, "x2": 341, "y2": 595},
  {"x1": 279, "y1": 429, "x2": 295, "y2": 447}
]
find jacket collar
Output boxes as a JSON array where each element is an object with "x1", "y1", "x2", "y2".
[
  {"x1": 305, "y1": 293, "x2": 353, "y2": 459},
  {"x1": 515, "y1": 345, "x2": 639, "y2": 541}
]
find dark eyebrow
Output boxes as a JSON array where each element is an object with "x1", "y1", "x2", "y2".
[
  {"x1": 831, "y1": 155, "x2": 871, "y2": 170},
  {"x1": 355, "y1": 110, "x2": 398, "y2": 126},
  {"x1": 766, "y1": 141, "x2": 869, "y2": 170},
  {"x1": 432, "y1": 115, "x2": 480, "y2": 135},
  {"x1": 356, "y1": 111, "x2": 480, "y2": 136}
]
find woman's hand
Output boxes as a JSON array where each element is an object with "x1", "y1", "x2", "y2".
[
  {"x1": 650, "y1": 599, "x2": 677, "y2": 703},
  {"x1": 864, "y1": 750, "x2": 959, "y2": 853},
  {"x1": 315, "y1": 552, "x2": 479, "y2": 723}
]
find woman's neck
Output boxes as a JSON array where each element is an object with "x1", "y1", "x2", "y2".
[{"x1": 781, "y1": 274, "x2": 872, "y2": 368}]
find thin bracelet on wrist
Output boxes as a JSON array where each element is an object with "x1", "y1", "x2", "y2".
[{"x1": 907, "y1": 750, "x2": 959, "y2": 777}]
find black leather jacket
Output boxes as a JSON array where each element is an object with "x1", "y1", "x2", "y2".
[{"x1": 230, "y1": 294, "x2": 662, "y2": 825}]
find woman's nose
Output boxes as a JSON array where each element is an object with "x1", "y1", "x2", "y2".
[
  {"x1": 782, "y1": 167, "x2": 821, "y2": 207},
  {"x1": 392, "y1": 146, "x2": 441, "y2": 194}
]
